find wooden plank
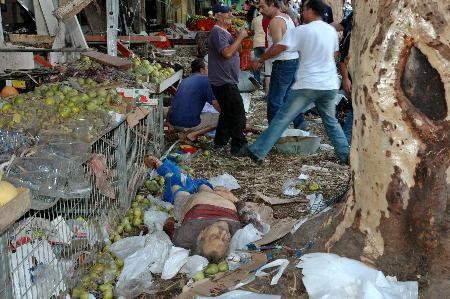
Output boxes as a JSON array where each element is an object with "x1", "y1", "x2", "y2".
[
  {"x1": 82, "y1": 51, "x2": 132, "y2": 70},
  {"x1": 83, "y1": 1, "x2": 106, "y2": 34},
  {"x1": 53, "y1": 0, "x2": 95, "y2": 22},
  {"x1": 0, "y1": 188, "x2": 31, "y2": 234},
  {"x1": 84, "y1": 35, "x2": 166, "y2": 43},
  {"x1": 8, "y1": 34, "x2": 55, "y2": 47},
  {"x1": 38, "y1": 0, "x2": 59, "y2": 36}
]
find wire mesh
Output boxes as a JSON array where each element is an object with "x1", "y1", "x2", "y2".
[{"x1": 0, "y1": 96, "x2": 164, "y2": 299}]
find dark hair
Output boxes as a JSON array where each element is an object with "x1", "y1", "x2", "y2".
[
  {"x1": 262, "y1": 0, "x2": 281, "y2": 9},
  {"x1": 191, "y1": 58, "x2": 206, "y2": 73},
  {"x1": 303, "y1": 0, "x2": 326, "y2": 16}
]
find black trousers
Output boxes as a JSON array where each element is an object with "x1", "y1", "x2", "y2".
[{"x1": 211, "y1": 83, "x2": 247, "y2": 153}]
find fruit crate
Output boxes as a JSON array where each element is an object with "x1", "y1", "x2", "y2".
[{"x1": 0, "y1": 97, "x2": 164, "y2": 298}]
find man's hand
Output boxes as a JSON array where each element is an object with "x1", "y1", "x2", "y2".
[
  {"x1": 238, "y1": 28, "x2": 248, "y2": 40},
  {"x1": 342, "y1": 77, "x2": 352, "y2": 94},
  {"x1": 250, "y1": 58, "x2": 263, "y2": 71}
]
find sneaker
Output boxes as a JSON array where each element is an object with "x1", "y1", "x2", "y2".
[
  {"x1": 231, "y1": 145, "x2": 247, "y2": 157},
  {"x1": 246, "y1": 147, "x2": 264, "y2": 165}
]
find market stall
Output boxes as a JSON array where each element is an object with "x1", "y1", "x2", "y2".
[{"x1": 0, "y1": 53, "x2": 182, "y2": 298}]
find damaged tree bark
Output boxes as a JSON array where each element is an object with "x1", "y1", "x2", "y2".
[{"x1": 294, "y1": 1, "x2": 449, "y2": 297}]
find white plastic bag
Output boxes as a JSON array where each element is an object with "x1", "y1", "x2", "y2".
[
  {"x1": 281, "y1": 179, "x2": 305, "y2": 196},
  {"x1": 209, "y1": 173, "x2": 241, "y2": 190},
  {"x1": 110, "y1": 236, "x2": 146, "y2": 260},
  {"x1": 115, "y1": 246, "x2": 155, "y2": 298},
  {"x1": 161, "y1": 246, "x2": 190, "y2": 279},
  {"x1": 180, "y1": 255, "x2": 209, "y2": 278},
  {"x1": 144, "y1": 209, "x2": 169, "y2": 232},
  {"x1": 297, "y1": 253, "x2": 418, "y2": 299},
  {"x1": 115, "y1": 232, "x2": 174, "y2": 297},
  {"x1": 145, "y1": 231, "x2": 173, "y2": 274},
  {"x1": 197, "y1": 290, "x2": 281, "y2": 299},
  {"x1": 228, "y1": 224, "x2": 263, "y2": 254}
]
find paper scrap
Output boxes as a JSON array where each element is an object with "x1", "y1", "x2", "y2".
[
  {"x1": 255, "y1": 259, "x2": 289, "y2": 285},
  {"x1": 255, "y1": 191, "x2": 300, "y2": 205}
]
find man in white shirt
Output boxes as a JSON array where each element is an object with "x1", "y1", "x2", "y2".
[
  {"x1": 246, "y1": 0, "x2": 349, "y2": 164},
  {"x1": 253, "y1": 0, "x2": 307, "y2": 130}
]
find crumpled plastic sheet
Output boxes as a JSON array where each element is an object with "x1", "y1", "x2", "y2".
[
  {"x1": 161, "y1": 246, "x2": 190, "y2": 280},
  {"x1": 228, "y1": 224, "x2": 263, "y2": 254},
  {"x1": 209, "y1": 173, "x2": 241, "y2": 190},
  {"x1": 297, "y1": 253, "x2": 418, "y2": 299},
  {"x1": 115, "y1": 232, "x2": 173, "y2": 298},
  {"x1": 282, "y1": 178, "x2": 306, "y2": 196},
  {"x1": 144, "y1": 208, "x2": 170, "y2": 232},
  {"x1": 180, "y1": 255, "x2": 209, "y2": 278}
]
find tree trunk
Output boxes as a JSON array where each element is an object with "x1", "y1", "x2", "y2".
[
  {"x1": 325, "y1": 0, "x2": 343, "y2": 23},
  {"x1": 293, "y1": 1, "x2": 450, "y2": 297}
]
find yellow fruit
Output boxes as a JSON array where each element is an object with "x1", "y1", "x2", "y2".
[
  {"x1": 0, "y1": 181, "x2": 18, "y2": 206},
  {"x1": 308, "y1": 181, "x2": 320, "y2": 191},
  {"x1": 1, "y1": 103, "x2": 12, "y2": 113}
]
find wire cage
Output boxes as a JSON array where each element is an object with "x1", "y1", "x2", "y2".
[{"x1": 0, "y1": 98, "x2": 164, "y2": 299}]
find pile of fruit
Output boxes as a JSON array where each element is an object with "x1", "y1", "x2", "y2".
[
  {"x1": 0, "y1": 79, "x2": 129, "y2": 139},
  {"x1": 71, "y1": 248, "x2": 123, "y2": 299},
  {"x1": 193, "y1": 261, "x2": 229, "y2": 281},
  {"x1": 131, "y1": 57, "x2": 176, "y2": 85}
]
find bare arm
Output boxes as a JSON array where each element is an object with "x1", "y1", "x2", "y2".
[
  {"x1": 259, "y1": 44, "x2": 288, "y2": 62},
  {"x1": 339, "y1": 59, "x2": 352, "y2": 93},
  {"x1": 222, "y1": 29, "x2": 248, "y2": 59},
  {"x1": 269, "y1": 18, "x2": 286, "y2": 44},
  {"x1": 332, "y1": 22, "x2": 344, "y2": 32}
]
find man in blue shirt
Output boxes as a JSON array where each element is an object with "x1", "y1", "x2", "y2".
[{"x1": 169, "y1": 58, "x2": 221, "y2": 140}]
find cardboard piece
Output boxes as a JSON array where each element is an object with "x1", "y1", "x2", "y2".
[
  {"x1": 0, "y1": 188, "x2": 31, "y2": 234},
  {"x1": 177, "y1": 253, "x2": 267, "y2": 299},
  {"x1": 255, "y1": 191, "x2": 303, "y2": 205},
  {"x1": 126, "y1": 107, "x2": 150, "y2": 128},
  {"x1": 240, "y1": 202, "x2": 297, "y2": 246}
]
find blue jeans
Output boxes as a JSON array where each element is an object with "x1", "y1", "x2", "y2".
[
  {"x1": 253, "y1": 47, "x2": 265, "y2": 84},
  {"x1": 267, "y1": 59, "x2": 305, "y2": 128},
  {"x1": 249, "y1": 89, "x2": 349, "y2": 162},
  {"x1": 343, "y1": 111, "x2": 353, "y2": 144}
]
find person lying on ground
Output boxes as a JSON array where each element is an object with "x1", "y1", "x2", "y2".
[
  {"x1": 168, "y1": 58, "x2": 221, "y2": 141},
  {"x1": 144, "y1": 155, "x2": 263, "y2": 263}
]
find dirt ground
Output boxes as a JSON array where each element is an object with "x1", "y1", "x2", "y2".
[{"x1": 154, "y1": 90, "x2": 351, "y2": 298}]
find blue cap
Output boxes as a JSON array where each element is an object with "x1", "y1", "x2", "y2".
[{"x1": 212, "y1": 3, "x2": 231, "y2": 14}]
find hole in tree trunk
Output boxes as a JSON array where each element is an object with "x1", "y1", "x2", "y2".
[{"x1": 400, "y1": 47, "x2": 447, "y2": 121}]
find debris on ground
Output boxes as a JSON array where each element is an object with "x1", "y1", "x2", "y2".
[{"x1": 297, "y1": 253, "x2": 419, "y2": 299}]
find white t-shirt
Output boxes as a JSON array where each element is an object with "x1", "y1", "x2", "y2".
[{"x1": 279, "y1": 20, "x2": 339, "y2": 90}]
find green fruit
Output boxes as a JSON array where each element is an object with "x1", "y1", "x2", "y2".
[
  {"x1": 158, "y1": 176, "x2": 165, "y2": 186},
  {"x1": 115, "y1": 258, "x2": 124, "y2": 268},
  {"x1": 14, "y1": 97, "x2": 25, "y2": 105},
  {"x1": 218, "y1": 261, "x2": 229, "y2": 272},
  {"x1": 86, "y1": 102, "x2": 98, "y2": 111},
  {"x1": 135, "y1": 194, "x2": 145, "y2": 202},
  {"x1": 308, "y1": 181, "x2": 320, "y2": 191},
  {"x1": 103, "y1": 290, "x2": 113, "y2": 299},
  {"x1": 133, "y1": 218, "x2": 142, "y2": 227},
  {"x1": 205, "y1": 263, "x2": 219, "y2": 275},
  {"x1": 97, "y1": 88, "x2": 108, "y2": 97},
  {"x1": 203, "y1": 150, "x2": 210, "y2": 157},
  {"x1": 80, "y1": 291, "x2": 89, "y2": 299},
  {"x1": 71, "y1": 286, "x2": 84, "y2": 298},
  {"x1": 193, "y1": 271, "x2": 205, "y2": 281},
  {"x1": 144, "y1": 180, "x2": 160, "y2": 193},
  {"x1": 131, "y1": 202, "x2": 139, "y2": 209},
  {"x1": 133, "y1": 208, "x2": 142, "y2": 217},
  {"x1": 113, "y1": 234, "x2": 122, "y2": 242},
  {"x1": 116, "y1": 225, "x2": 123, "y2": 234},
  {"x1": 1, "y1": 103, "x2": 12, "y2": 113},
  {"x1": 124, "y1": 223, "x2": 132, "y2": 233},
  {"x1": 44, "y1": 97, "x2": 56, "y2": 106},
  {"x1": 71, "y1": 107, "x2": 80, "y2": 113}
]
